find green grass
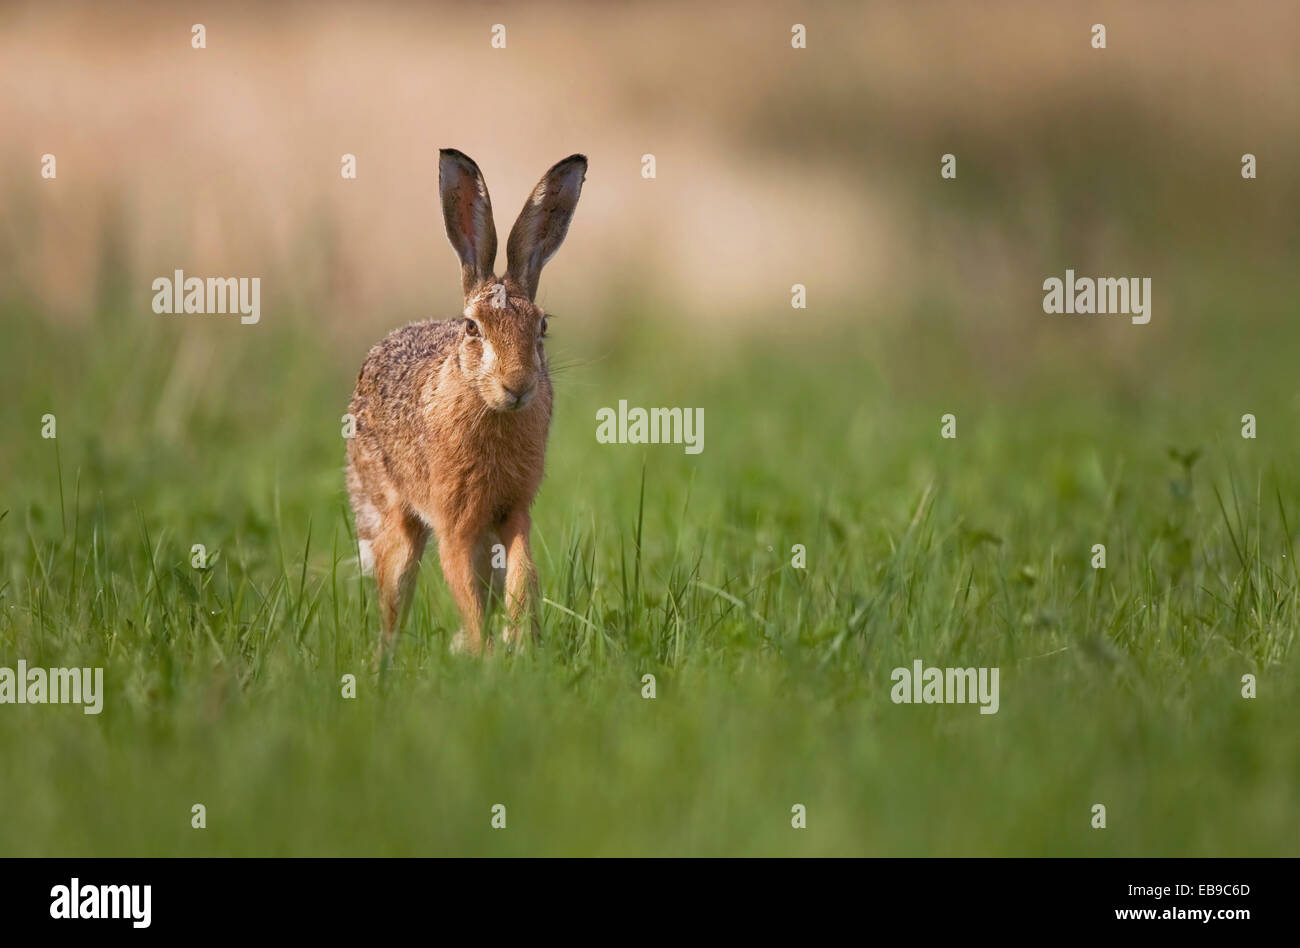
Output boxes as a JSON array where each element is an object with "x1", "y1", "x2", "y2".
[{"x1": 1, "y1": 282, "x2": 1298, "y2": 856}]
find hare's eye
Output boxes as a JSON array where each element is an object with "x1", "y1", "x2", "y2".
[
  {"x1": 539, "y1": 317, "x2": 549, "y2": 338},
  {"x1": 465, "y1": 319, "x2": 480, "y2": 338}
]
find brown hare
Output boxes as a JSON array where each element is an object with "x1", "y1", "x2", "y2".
[{"x1": 346, "y1": 149, "x2": 586, "y2": 659}]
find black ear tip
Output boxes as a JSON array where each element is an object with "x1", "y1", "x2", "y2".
[
  {"x1": 555, "y1": 155, "x2": 587, "y2": 186},
  {"x1": 549, "y1": 154, "x2": 587, "y2": 175},
  {"x1": 440, "y1": 148, "x2": 481, "y2": 174}
]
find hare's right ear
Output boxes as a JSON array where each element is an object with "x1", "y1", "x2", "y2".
[{"x1": 439, "y1": 149, "x2": 498, "y2": 299}]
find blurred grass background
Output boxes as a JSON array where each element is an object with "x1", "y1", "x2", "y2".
[{"x1": 0, "y1": 0, "x2": 1298, "y2": 855}]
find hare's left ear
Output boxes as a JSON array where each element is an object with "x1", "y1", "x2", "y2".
[{"x1": 506, "y1": 155, "x2": 587, "y2": 300}]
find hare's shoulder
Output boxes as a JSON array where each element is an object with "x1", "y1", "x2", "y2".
[
  {"x1": 359, "y1": 319, "x2": 457, "y2": 377},
  {"x1": 352, "y1": 318, "x2": 460, "y2": 408},
  {"x1": 368, "y1": 319, "x2": 460, "y2": 367}
]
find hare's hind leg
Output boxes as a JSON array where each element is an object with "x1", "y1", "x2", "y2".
[{"x1": 371, "y1": 510, "x2": 429, "y2": 662}]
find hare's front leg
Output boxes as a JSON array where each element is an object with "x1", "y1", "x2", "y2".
[
  {"x1": 499, "y1": 509, "x2": 540, "y2": 651},
  {"x1": 441, "y1": 528, "x2": 489, "y2": 656}
]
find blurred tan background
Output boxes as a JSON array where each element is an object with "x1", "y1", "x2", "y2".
[{"x1": 2, "y1": 0, "x2": 1297, "y2": 346}]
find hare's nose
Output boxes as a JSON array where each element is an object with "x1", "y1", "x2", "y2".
[{"x1": 503, "y1": 383, "x2": 534, "y2": 407}]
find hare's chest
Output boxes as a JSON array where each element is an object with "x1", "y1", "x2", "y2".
[{"x1": 427, "y1": 410, "x2": 549, "y2": 525}]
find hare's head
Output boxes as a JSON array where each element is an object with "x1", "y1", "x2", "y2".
[{"x1": 438, "y1": 149, "x2": 586, "y2": 413}]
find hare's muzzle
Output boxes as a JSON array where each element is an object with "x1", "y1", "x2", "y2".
[{"x1": 499, "y1": 381, "x2": 536, "y2": 412}]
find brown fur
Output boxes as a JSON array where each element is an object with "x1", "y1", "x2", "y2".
[{"x1": 346, "y1": 150, "x2": 586, "y2": 660}]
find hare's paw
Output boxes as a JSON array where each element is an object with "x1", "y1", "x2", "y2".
[
  {"x1": 449, "y1": 628, "x2": 492, "y2": 656},
  {"x1": 500, "y1": 620, "x2": 539, "y2": 653}
]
